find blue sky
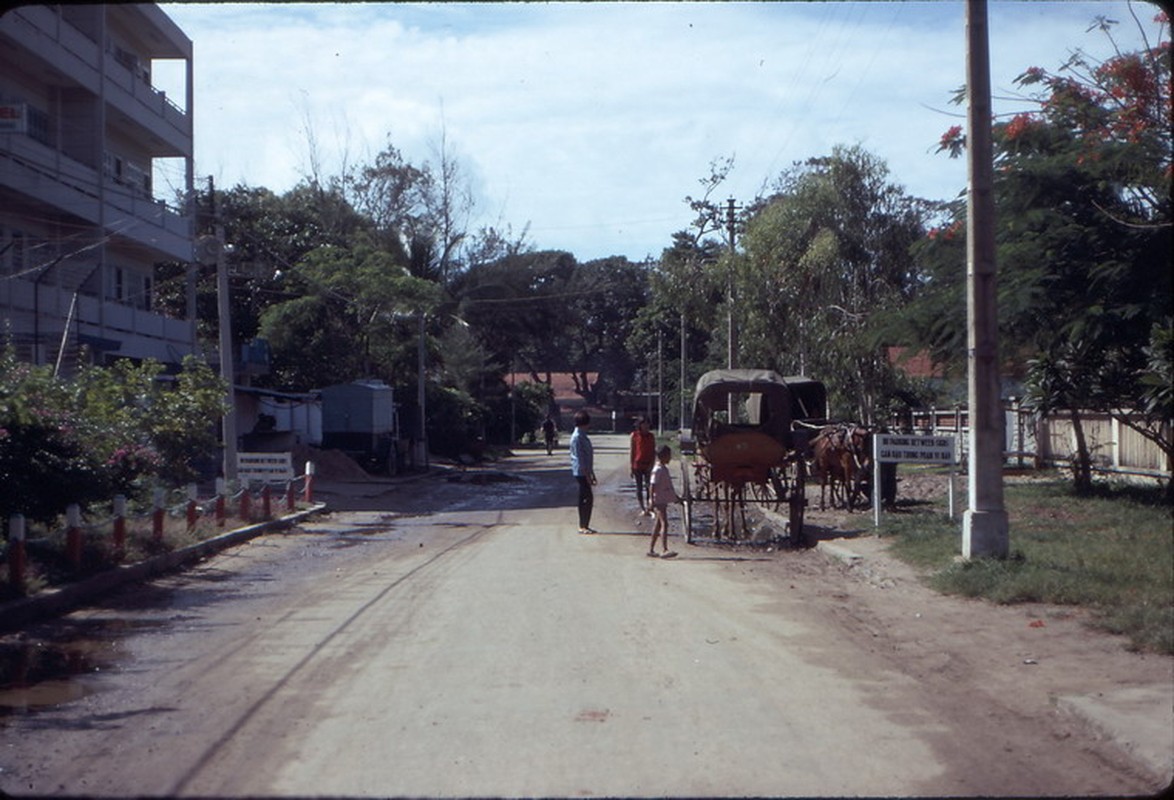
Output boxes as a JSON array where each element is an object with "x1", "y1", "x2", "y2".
[{"x1": 158, "y1": 1, "x2": 1165, "y2": 263}]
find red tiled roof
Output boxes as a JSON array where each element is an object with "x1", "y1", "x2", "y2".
[
  {"x1": 887, "y1": 347, "x2": 945, "y2": 378},
  {"x1": 509, "y1": 372, "x2": 599, "y2": 402}
]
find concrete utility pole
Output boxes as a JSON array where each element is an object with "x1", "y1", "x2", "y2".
[{"x1": 963, "y1": 0, "x2": 1009, "y2": 558}]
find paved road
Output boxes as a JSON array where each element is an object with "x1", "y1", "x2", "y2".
[{"x1": 0, "y1": 434, "x2": 1162, "y2": 796}]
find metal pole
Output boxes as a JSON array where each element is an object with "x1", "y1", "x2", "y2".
[
  {"x1": 509, "y1": 360, "x2": 516, "y2": 446},
  {"x1": 963, "y1": 0, "x2": 1009, "y2": 558},
  {"x1": 416, "y1": 311, "x2": 428, "y2": 468},
  {"x1": 679, "y1": 311, "x2": 687, "y2": 433},
  {"x1": 657, "y1": 326, "x2": 663, "y2": 435}
]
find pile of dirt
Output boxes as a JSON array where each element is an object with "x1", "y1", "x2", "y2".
[{"x1": 290, "y1": 445, "x2": 372, "y2": 481}]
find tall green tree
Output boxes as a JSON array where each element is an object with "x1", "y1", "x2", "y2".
[
  {"x1": 739, "y1": 145, "x2": 931, "y2": 422},
  {"x1": 564, "y1": 256, "x2": 651, "y2": 404},
  {"x1": 258, "y1": 243, "x2": 439, "y2": 390},
  {"x1": 453, "y1": 249, "x2": 578, "y2": 381}
]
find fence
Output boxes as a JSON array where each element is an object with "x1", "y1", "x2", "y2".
[
  {"x1": 900, "y1": 403, "x2": 1170, "y2": 479},
  {"x1": 4, "y1": 463, "x2": 316, "y2": 596}
]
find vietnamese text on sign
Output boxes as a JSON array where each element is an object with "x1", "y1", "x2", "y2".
[{"x1": 874, "y1": 434, "x2": 957, "y2": 464}]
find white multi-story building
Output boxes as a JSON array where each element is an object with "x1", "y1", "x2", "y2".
[{"x1": 0, "y1": 4, "x2": 195, "y2": 371}]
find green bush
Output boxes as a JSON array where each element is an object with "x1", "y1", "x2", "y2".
[
  {"x1": 0, "y1": 350, "x2": 228, "y2": 523},
  {"x1": 0, "y1": 421, "x2": 111, "y2": 525}
]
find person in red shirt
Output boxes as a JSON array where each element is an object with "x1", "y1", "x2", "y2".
[{"x1": 629, "y1": 416, "x2": 656, "y2": 516}]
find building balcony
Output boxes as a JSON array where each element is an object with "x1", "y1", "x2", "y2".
[
  {"x1": 1, "y1": 274, "x2": 196, "y2": 367},
  {"x1": 0, "y1": 6, "x2": 192, "y2": 156},
  {"x1": 0, "y1": 133, "x2": 193, "y2": 262}
]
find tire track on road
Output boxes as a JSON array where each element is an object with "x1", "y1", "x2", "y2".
[{"x1": 168, "y1": 517, "x2": 500, "y2": 796}]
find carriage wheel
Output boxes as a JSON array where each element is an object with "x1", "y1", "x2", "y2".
[
  {"x1": 789, "y1": 457, "x2": 808, "y2": 546},
  {"x1": 679, "y1": 460, "x2": 694, "y2": 544}
]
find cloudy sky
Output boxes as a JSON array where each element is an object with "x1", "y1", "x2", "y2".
[{"x1": 157, "y1": 1, "x2": 1163, "y2": 263}]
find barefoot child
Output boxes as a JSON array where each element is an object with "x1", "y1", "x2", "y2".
[{"x1": 648, "y1": 445, "x2": 680, "y2": 558}]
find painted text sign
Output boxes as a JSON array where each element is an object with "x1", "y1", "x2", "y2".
[
  {"x1": 875, "y1": 434, "x2": 956, "y2": 465},
  {"x1": 237, "y1": 452, "x2": 294, "y2": 482}
]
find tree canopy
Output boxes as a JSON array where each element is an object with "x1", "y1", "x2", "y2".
[{"x1": 927, "y1": 9, "x2": 1171, "y2": 491}]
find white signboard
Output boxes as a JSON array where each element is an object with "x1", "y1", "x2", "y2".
[
  {"x1": 237, "y1": 451, "x2": 294, "y2": 483},
  {"x1": 873, "y1": 434, "x2": 958, "y2": 527},
  {"x1": 875, "y1": 434, "x2": 956, "y2": 464}
]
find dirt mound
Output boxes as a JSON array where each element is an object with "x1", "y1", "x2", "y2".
[{"x1": 291, "y1": 445, "x2": 372, "y2": 481}]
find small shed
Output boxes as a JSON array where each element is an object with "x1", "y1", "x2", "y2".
[{"x1": 319, "y1": 380, "x2": 398, "y2": 458}]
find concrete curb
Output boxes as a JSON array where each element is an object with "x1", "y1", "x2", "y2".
[
  {"x1": 1056, "y1": 689, "x2": 1174, "y2": 786},
  {"x1": 815, "y1": 540, "x2": 864, "y2": 564},
  {"x1": 0, "y1": 503, "x2": 327, "y2": 634}
]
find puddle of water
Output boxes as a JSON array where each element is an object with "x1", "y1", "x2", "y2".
[
  {"x1": 0, "y1": 639, "x2": 116, "y2": 716},
  {"x1": 0, "y1": 613, "x2": 164, "y2": 717}
]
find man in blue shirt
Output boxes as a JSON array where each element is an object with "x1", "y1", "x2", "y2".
[{"x1": 569, "y1": 410, "x2": 597, "y2": 534}]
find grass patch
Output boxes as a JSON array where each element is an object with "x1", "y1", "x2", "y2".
[{"x1": 880, "y1": 476, "x2": 1173, "y2": 654}]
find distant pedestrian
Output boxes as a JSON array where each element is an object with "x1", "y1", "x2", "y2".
[
  {"x1": 648, "y1": 445, "x2": 680, "y2": 558},
  {"x1": 629, "y1": 417, "x2": 656, "y2": 516},
  {"x1": 542, "y1": 415, "x2": 557, "y2": 456},
  {"x1": 569, "y1": 410, "x2": 597, "y2": 534}
]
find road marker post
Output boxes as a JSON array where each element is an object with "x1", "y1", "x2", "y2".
[
  {"x1": 112, "y1": 494, "x2": 127, "y2": 554},
  {"x1": 239, "y1": 484, "x2": 252, "y2": 523},
  {"x1": 65, "y1": 504, "x2": 82, "y2": 569},
  {"x1": 153, "y1": 488, "x2": 166, "y2": 542},
  {"x1": 303, "y1": 461, "x2": 315, "y2": 504},
  {"x1": 8, "y1": 514, "x2": 26, "y2": 594},
  {"x1": 215, "y1": 478, "x2": 226, "y2": 527}
]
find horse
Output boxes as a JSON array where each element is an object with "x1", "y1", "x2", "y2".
[{"x1": 811, "y1": 424, "x2": 872, "y2": 511}]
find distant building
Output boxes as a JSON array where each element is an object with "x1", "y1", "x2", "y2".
[{"x1": 0, "y1": 4, "x2": 196, "y2": 372}]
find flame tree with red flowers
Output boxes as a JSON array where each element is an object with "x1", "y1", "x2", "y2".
[{"x1": 911, "y1": 6, "x2": 1171, "y2": 494}]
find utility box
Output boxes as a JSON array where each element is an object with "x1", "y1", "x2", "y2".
[{"x1": 319, "y1": 380, "x2": 398, "y2": 470}]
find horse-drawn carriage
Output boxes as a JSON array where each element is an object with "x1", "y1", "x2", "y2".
[{"x1": 679, "y1": 369, "x2": 827, "y2": 546}]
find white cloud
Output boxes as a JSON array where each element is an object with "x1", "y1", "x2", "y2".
[{"x1": 162, "y1": 1, "x2": 1164, "y2": 261}]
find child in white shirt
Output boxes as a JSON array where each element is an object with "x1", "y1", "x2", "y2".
[{"x1": 648, "y1": 445, "x2": 680, "y2": 558}]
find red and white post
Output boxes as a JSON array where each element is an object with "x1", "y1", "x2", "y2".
[
  {"x1": 112, "y1": 494, "x2": 127, "y2": 554},
  {"x1": 8, "y1": 514, "x2": 26, "y2": 595},
  {"x1": 153, "y1": 488, "x2": 166, "y2": 542},
  {"x1": 215, "y1": 478, "x2": 226, "y2": 527},
  {"x1": 65, "y1": 503, "x2": 82, "y2": 570},
  {"x1": 303, "y1": 461, "x2": 315, "y2": 504}
]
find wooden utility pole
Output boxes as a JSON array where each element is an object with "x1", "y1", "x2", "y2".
[
  {"x1": 963, "y1": 0, "x2": 1009, "y2": 558},
  {"x1": 211, "y1": 177, "x2": 238, "y2": 484}
]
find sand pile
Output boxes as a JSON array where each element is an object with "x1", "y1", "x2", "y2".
[{"x1": 291, "y1": 444, "x2": 372, "y2": 481}]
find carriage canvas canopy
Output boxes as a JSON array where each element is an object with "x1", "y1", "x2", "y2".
[{"x1": 691, "y1": 369, "x2": 827, "y2": 447}]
